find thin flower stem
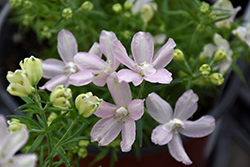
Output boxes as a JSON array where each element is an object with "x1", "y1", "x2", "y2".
[{"x1": 137, "y1": 80, "x2": 145, "y2": 99}]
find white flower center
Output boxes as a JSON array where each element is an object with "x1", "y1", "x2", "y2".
[
  {"x1": 163, "y1": 118, "x2": 185, "y2": 132},
  {"x1": 101, "y1": 60, "x2": 114, "y2": 73},
  {"x1": 64, "y1": 62, "x2": 78, "y2": 76},
  {"x1": 135, "y1": 62, "x2": 156, "y2": 76},
  {"x1": 114, "y1": 106, "x2": 128, "y2": 123}
]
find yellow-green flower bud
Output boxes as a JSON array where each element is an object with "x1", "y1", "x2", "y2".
[
  {"x1": 78, "y1": 148, "x2": 87, "y2": 158},
  {"x1": 112, "y1": 3, "x2": 122, "y2": 13},
  {"x1": 7, "y1": 118, "x2": 26, "y2": 132},
  {"x1": 124, "y1": 1, "x2": 133, "y2": 10},
  {"x1": 141, "y1": 3, "x2": 156, "y2": 23},
  {"x1": 6, "y1": 70, "x2": 35, "y2": 97},
  {"x1": 41, "y1": 26, "x2": 52, "y2": 39},
  {"x1": 214, "y1": 49, "x2": 227, "y2": 62},
  {"x1": 75, "y1": 92, "x2": 102, "y2": 118},
  {"x1": 9, "y1": 0, "x2": 22, "y2": 8},
  {"x1": 81, "y1": 1, "x2": 93, "y2": 11},
  {"x1": 62, "y1": 8, "x2": 73, "y2": 19},
  {"x1": 19, "y1": 56, "x2": 43, "y2": 84},
  {"x1": 72, "y1": 146, "x2": 79, "y2": 154},
  {"x1": 78, "y1": 140, "x2": 89, "y2": 147},
  {"x1": 209, "y1": 12, "x2": 216, "y2": 20},
  {"x1": 123, "y1": 11, "x2": 131, "y2": 18},
  {"x1": 23, "y1": 0, "x2": 33, "y2": 9},
  {"x1": 47, "y1": 112, "x2": 58, "y2": 126},
  {"x1": 209, "y1": 73, "x2": 224, "y2": 86},
  {"x1": 196, "y1": 24, "x2": 205, "y2": 31},
  {"x1": 22, "y1": 14, "x2": 32, "y2": 26},
  {"x1": 200, "y1": 1, "x2": 210, "y2": 14},
  {"x1": 199, "y1": 64, "x2": 211, "y2": 76},
  {"x1": 50, "y1": 85, "x2": 72, "y2": 109},
  {"x1": 123, "y1": 30, "x2": 131, "y2": 39},
  {"x1": 173, "y1": 49, "x2": 184, "y2": 61}
]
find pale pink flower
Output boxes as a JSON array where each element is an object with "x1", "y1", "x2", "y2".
[
  {"x1": 113, "y1": 31, "x2": 176, "y2": 86},
  {"x1": 90, "y1": 72, "x2": 144, "y2": 152},
  {"x1": 146, "y1": 90, "x2": 215, "y2": 165},
  {"x1": 232, "y1": 23, "x2": 250, "y2": 48},
  {"x1": 40, "y1": 29, "x2": 100, "y2": 91},
  {"x1": 0, "y1": 115, "x2": 37, "y2": 167},
  {"x1": 73, "y1": 30, "x2": 120, "y2": 86}
]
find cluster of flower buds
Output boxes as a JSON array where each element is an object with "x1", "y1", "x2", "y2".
[{"x1": 6, "y1": 56, "x2": 43, "y2": 97}]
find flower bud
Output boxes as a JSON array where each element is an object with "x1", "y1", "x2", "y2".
[
  {"x1": 7, "y1": 118, "x2": 26, "y2": 133},
  {"x1": 209, "y1": 73, "x2": 224, "y2": 86},
  {"x1": 75, "y1": 92, "x2": 103, "y2": 118},
  {"x1": 199, "y1": 64, "x2": 211, "y2": 76},
  {"x1": 6, "y1": 70, "x2": 35, "y2": 97},
  {"x1": 141, "y1": 3, "x2": 157, "y2": 23},
  {"x1": 50, "y1": 85, "x2": 72, "y2": 109},
  {"x1": 20, "y1": 56, "x2": 43, "y2": 84},
  {"x1": 62, "y1": 8, "x2": 73, "y2": 19},
  {"x1": 124, "y1": 1, "x2": 133, "y2": 10},
  {"x1": 47, "y1": 112, "x2": 58, "y2": 126},
  {"x1": 78, "y1": 140, "x2": 89, "y2": 147},
  {"x1": 112, "y1": 3, "x2": 122, "y2": 13},
  {"x1": 72, "y1": 146, "x2": 79, "y2": 154},
  {"x1": 41, "y1": 26, "x2": 52, "y2": 39},
  {"x1": 9, "y1": 0, "x2": 22, "y2": 8},
  {"x1": 23, "y1": 1, "x2": 33, "y2": 9},
  {"x1": 81, "y1": 1, "x2": 93, "y2": 11},
  {"x1": 200, "y1": 1, "x2": 210, "y2": 14},
  {"x1": 78, "y1": 148, "x2": 87, "y2": 158},
  {"x1": 214, "y1": 49, "x2": 227, "y2": 62},
  {"x1": 173, "y1": 49, "x2": 184, "y2": 61}
]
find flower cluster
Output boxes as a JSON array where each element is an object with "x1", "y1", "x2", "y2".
[{"x1": 4, "y1": 0, "x2": 250, "y2": 166}]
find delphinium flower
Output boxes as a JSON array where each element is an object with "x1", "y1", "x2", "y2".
[
  {"x1": 0, "y1": 115, "x2": 37, "y2": 167},
  {"x1": 232, "y1": 22, "x2": 250, "y2": 48},
  {"x1": 200, "y1": 33, "x2": 233, "y2": 74},
  {"x1": 212, "y1": 0, "x2": 241, "y2": 28},
  {"x1": 113, "y1": 31, "x2": 176, "y2": 86},
  {"x1": 40, "y1": 29, "x2": 100, "y2": 91},
  {"x1": 146, "y1": 90, "x2": 215, "y2": 165},
  {"x1": 91, "y1": 72, "x2": 144, "y2": 152},
  {"x1": 72, "y1": 30, "x2": 120, "y2": 86}
]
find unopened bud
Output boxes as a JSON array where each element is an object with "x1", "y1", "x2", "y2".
[
  {"x1": 23, "y1": 1, "x2": 33, "y2": 9},
  {"x1": 62, "y1": 8, "x2": 73, "y2": 19},
  {"x1": 50, "y1": 85, "x2": 72, "y2": 109},
  {"x1": 141, "y1": 3, "x2": 157, "y2": 23},
  {"x1": 112, "y1": 3, "x2": 122, "y2": 13},
  {"x1": 173, "y1": 49, "x2": 184, "y2": 61},
  {"x1": 199, "y1": 64, "x2": 211, "y2": 76},
  {"x1": 20, "y1": 56, "x2": 43, "y2": 84},
  {"x1": 47, "y1": 112, "x2": 58, "y2": 126},
  {"x1": 6, "y1": 70, "x2": 35, "y2": 97},
  {"x1": 9, "y1": 0, "x2": 22, "y2": 8},
  {"x1": 78, "y1": 148, "x2": 87, "y2": 158},
  {"x1": 209, "y1": 73, "x2": 224, "y2": 86},
  {"x1": 200, "y1": 1, "x2": 210, "y2": 14},
  {"x1": 78, "y1": 140, "x2": 89, "y2": 147},
  {"x1": 81, "y1": 1, "x2": 93, "y2": 11},
  {"x1": 214, "y1": 49, "x2": 227, "y2": 62},
  {"x1": 75, "y1": 92, "x2": 102, "y2": 118},
  {"x1": 124, "y1": 1, "x2": 133, "y2": 10},
  {"x1": 7, "y1": 118, "x2": 26, "y2": 132}
]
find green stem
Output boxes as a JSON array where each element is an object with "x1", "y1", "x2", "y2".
[{"x1": 137, "y1": 80, "x2": 145, "y2": 99}]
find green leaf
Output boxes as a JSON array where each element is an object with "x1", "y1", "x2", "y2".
[
  {"x1": 61, "y1": 136, "x2": 90, "y2": 145},
  {"x1": 28, "y1": 133, "x2": 45, "y2": 153},
  {"x1": 36, "y1": 115, "x2": 45, "y2": 127},
  {"x1": 7, "y1": 115, "x2": 41, "y2": 130},
  {"x1": 231, "y1": 61, "x2": 247, "y2": 86},
  {"x1": 61, "y1": 124, "x2": 87, "y2": 145},
  {"x1": 16, "y1": 102, "x2": 37, "y2": 111},
  {"x1": 48, "y1": 110, "x2": 69, "y2": 128},
  {"x1": 39, "y1": 146, "x2": 44, "y2": 167},
  {"x1": 21, "y1": 96, "x2": 34, "y2": 104},
  {"x1": 172, "y1": 61, "x2": 192, "y2": 75},
  {"x1": 56, "y1": 147, "x2": 70, "y2": 165}
]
